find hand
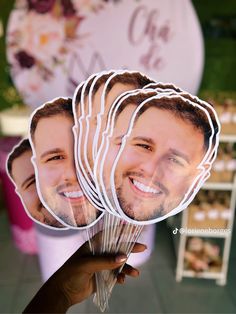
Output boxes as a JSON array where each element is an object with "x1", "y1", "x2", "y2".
[
  {"x1": 54, "y1": 239, "x2": 147, "y2": 307},
  {"x1": 23, "y1": 239, "x2": 147, "y2": 313}
]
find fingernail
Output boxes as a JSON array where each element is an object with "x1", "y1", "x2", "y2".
[
  {"x1": 136, "y1": 243, "x2": 147, "y2": 250},
  {"x1": 115, "y1": 254, "x2": 127, "y2": 263}
]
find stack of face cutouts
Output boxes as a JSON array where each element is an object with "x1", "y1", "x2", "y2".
[
  {"x1": 74, "y1": 69, "x2": 220, "y2": 227},
  {"x1": 6, "y1": 70, "x2": 220, "y2": 311}
]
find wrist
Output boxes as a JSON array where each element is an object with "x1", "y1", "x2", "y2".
[
  {"x1": 23, "y1": 276, "x2": 71, "y2": 313},
  {"x1": 47, "y1": 276, "x2": 72, "y2": 312}
]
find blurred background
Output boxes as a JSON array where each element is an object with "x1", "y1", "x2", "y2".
[{"x1": 0, "y1": 0, "x2": 236, "y2": 313}]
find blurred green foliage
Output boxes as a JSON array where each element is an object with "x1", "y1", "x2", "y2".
[
  {"x1": 192, "y1": 0, "x2": 236, "y2": 96},
  {"x1": 0, "y1": 0, "x2": 23, "y2": 110}
]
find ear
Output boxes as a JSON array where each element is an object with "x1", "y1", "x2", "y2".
[{"x1": 202, "y1": 162, "x2": 212, "y2": 173}]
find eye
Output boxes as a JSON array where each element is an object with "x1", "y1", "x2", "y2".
[
  {"x1": 25, "y1": 178, "x2": 36, "y2": 189},
  {"x1": 168, "y1": 156, "x2": 184, "y2": 166},
  {"x1": 136, "y1": 143, "x2": 153, "y2": 151},
  {"x1": 46, "y1": 155, "x2": 64, "y2": 162}
]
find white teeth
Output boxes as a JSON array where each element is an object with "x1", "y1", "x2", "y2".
[
  {"x1": 63, "y1": 191, "x2": 84, "y2": 198},
  {"x1": 132, "y1": 179, "x2": 160, "y2": 194}
]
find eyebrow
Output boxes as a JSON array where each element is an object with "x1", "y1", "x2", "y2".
[
  {"x1": 21, "y1": 174, "x2": 35, "y2": 190},
  {"x1": 40, "y1": 148, "x2": 64, "y2": 160}
]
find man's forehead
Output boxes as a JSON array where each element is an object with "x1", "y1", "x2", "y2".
[
  {"x1": 34, "y1": 115, "x2": 73, "y2": 150},
  {"x1": 12, "y1": 151, "x2": 34, "y2": 184},
  {"x1": 106, "y1": 82, "x2": 135, "y2": 103},
  {"x1": 132, "y1": 107, "x2": 203, "y2": 137},
  {"x1": 13, "y1": 150, "x2": 32, "y2": 166},
  {"x1": 134, "y1": 106, "x2": 197, "y2": 130},
  {"x1": 35, "y1": 114, "x2": 72, "y2": 134},
  {"x1": 115, "y1": 103, "x2": 137, "y2": 126}
]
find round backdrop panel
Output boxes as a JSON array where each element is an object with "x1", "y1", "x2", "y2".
[{"x1": 7, "y1": 0, "x2": 203, "y2": 108}]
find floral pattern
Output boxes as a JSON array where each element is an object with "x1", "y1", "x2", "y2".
[
  {"x1": 14, "y1": 50, "x2": 35, "y2": 68},
  {"x1": 7, "y1": 0, "x2": 96, "y2": 106},
  {"x1": 27, "y1": 0, "x2": 56, "y2": 14},
  {"x1": 7, "y1": 0, "x2": 155, "y2": 108}
]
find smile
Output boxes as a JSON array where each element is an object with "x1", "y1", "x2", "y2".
[
  {"x1": 130, "y1": 178, "x2": 162, "y2": 197},
  {"x1": 62, "y1": 191, "x2": 84, "y2": 198}
]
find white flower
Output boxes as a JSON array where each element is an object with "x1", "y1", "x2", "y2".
[{"x1": 18, "y1": 11, "x2": 65, "y2": 62}]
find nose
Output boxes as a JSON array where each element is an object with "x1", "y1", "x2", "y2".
[
  {"x1": 139, "y1": 156, "x2": 165, "y2": 180},
  {"x1": 63, "y1": 160, "x2": 78, "y2": 184}
]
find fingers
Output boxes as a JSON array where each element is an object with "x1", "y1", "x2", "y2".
[
  {"x1": 116, "y1": 264, "x2": 140, "y2": 284},
  {"x1": 81, "y1": 254, "x2": 128, "y2": 273},
  {"x1": 122, "y1": 263, "x2": 139, "y2": 277},
  {"x1": 117, "y1": 272, "x2": 125, "y2": 284},
  {"x1": 131, "y1": 242, "x2": 147, "y2": 253}
]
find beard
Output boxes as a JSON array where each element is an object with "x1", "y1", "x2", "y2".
[
  {"x1": 38, "y1": 203, "x2": 64, "y2": 228},
  {"x1": 73, "y1": 203, "x2": 99, "y2": 227},
  {"x1": 44, "y1": 215, "x2": 64, "y2": 228},
  {"x1": 116, "y1": 186, "x2": 165, "y2": 221},
  {"x1": 112, "y1": 169, "x2": 167, "y2": 221},
  {"x1": 42, "y1": 192, "x2": 77, "y2": 227},
  {"x1": 43, "y1": 189, "x2": 99, "y2": 227}
]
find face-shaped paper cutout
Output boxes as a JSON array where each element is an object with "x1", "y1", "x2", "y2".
[
  {"x1": 29, "y1": 97, "x2": 104, "y2": 229},
  {"x1": 98, "y1": 90, "x2": 220, "y2": 225},
  {"x1": 6, "y1": 138, "x2": 66, "y2": 230}
]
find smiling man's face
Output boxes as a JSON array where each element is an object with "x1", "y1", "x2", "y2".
[
  {"x1": 111, "y1": 107, "x2": 206, "y2": 221},
  {"x1": 33, "y1": 114, "x2": 98, "y2": 227}
]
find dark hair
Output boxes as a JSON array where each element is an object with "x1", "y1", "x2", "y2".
[
  {"x1": 74, "y1": 73, "x2": 114, "y2": 111},
  {"x1": 7, "y1": 138, "x2": 31, "y2": 178},
  {"x1": 74, "y1": 84, "x2": 84, "y2": 111},
  {"x1": 30, "y1": 98, "x2": 73, "y2": 142},
  {"x1": 114, "y1": 90, "x2": 158, "y2": 119},
  {"x1": 144, "y1": 82, "x2": 183, "y2": 93},
  {"x1": 105, "y1": 71, "x2": 155, "y2": 95},
  {"x1": 180, "y1": 92, "x2": 219, "y2": 153},
  {"x1": 134, "y1": 95, "x2": 218, "y2": 151},
  {"x1": 74, "y1": 71, "x2": 155, "y2": 112},
  {"x1": 75, "y1": 76, "x2": 95, "y2": 110}
]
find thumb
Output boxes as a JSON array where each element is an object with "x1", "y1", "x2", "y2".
[{"x1": 82, "y1": 254, "x2": 128, "y2": 273}]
